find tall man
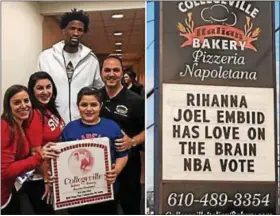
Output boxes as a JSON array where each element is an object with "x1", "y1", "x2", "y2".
[
  {"x1": 38, "y1": 9, "x2": 104, "y2": 124},
  {"x1": 100, "y1": 55, "x2": 145, "y2": 214}
]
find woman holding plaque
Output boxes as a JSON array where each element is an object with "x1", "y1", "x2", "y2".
[
  {"x1": 1, "y1": 85, "x2": 59, "y2": 215},
  {"x1": 61, "y1": 87, "x2": 128, "y2": 215},
  {"x1": 23, "y1": 72, "x2": 65, "y2": 214}
]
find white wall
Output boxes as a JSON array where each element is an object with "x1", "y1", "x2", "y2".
[{"x1": 1, "y1": 2, "x2": 43, "y2": 98}]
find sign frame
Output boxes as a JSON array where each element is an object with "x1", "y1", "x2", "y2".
[
  {"x1": 154, "y1": 1, "x2": 278, "y2": 214},
  {"x1": 51, "y1": 138, "x2": 113, "y2": 210}
]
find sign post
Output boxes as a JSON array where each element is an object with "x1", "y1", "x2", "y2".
[{"x1": 155, "y1": 1, "x2": 277, "y2": 214}]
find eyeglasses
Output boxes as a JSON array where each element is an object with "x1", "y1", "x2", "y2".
[{"x1": 103, "y1": 68, "x2": 121, "y2": 73}]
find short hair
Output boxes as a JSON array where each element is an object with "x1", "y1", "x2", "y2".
[
  {"x1": 60, "y1": 8, "x2": 90, "y2": 33},
  {"x1": 102, "y1": 55, "x2": 124, "y2": 72},
  {"x1": 77, "y1": 87, "x2": 102, "y2": 105}
]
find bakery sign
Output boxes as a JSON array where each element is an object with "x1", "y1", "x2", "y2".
[
  {"x1": 177, "y1": 1, "x2": 262, "y2": 81},
  {"x1": 178, "y1": 1, "x2": 260, "y2": 49},
  {"x1": 161, "y1": 1, "x2": 274, "y2": 88},
  {"x1": 156, "y1": 1, "x2": 276, "y2": 215}
]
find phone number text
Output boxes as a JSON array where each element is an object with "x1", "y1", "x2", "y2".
[{"x1": 167, "y1": 192, "x2": 270, "y2": 207}]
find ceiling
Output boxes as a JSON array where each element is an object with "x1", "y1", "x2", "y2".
[{"x1": 55, "y1": 8, "x2": 145, "y2": 68}]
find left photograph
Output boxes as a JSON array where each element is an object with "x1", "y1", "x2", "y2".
[{"x1": 1, "y1": 1, "x2": 145, "y2": 215}]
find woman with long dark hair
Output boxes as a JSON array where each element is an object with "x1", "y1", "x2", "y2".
[
  {"x1": 24, "y1": 72, "x2": 65, "y2": 214},
  {"x1": 1, "y1": 85, "x2": 59, "y2": 215}
]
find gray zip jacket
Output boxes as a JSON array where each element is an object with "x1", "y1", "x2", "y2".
[{"x1": 38, "y1": 41, "x2": 104, "y2": 124}]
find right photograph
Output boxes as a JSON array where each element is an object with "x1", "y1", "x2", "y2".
[{"x1": 147, "y1": 1, "x2": 280, "y2": 215}]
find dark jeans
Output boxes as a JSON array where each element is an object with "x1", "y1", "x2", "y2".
[
  {"x1": 119, "y1": 177, "x2": 141, "y2": 215},
  {"x1": 68, "y1": 199, "x2": 118, "y2": 215},
  {"x1": 23, "y1": 180, "x2": 55, "y2": 214},
  {"x1": 140, "y1": 183, "x2": 145, "y2": 215},
  {"x1": 119, "y1": 150, "x2": 142, "y2": 215},
  {"x1": 1, "y1": 188, "x2": 21, "y2": 215}
]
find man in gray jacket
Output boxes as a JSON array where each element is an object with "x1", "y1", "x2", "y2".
[{"x1": 38, "y1": 8, "x2": 104, "y2": 124}]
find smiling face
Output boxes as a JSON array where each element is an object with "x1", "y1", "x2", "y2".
[
  {"x1": 10, "y1": 91, "x2": 32, "y2": 123},
  {"x1": 78, "y1": 95, "x2": 101, "y2": 124},
  {"x1": 63, "y1": 20, "x2": 85, "y2": 48},
  {"x1": 101, "y1": 58, "x2": 123, "y2": 89},
  {"x1": 33, "y1": 79, "x2": 53, "y2": 105}
]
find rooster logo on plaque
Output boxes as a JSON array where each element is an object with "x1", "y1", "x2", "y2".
[{"x1": 68, "y1": 149, "x2": 94, "y2": 175}]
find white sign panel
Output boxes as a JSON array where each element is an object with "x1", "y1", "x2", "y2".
[{"x1": 162, "y1": 83, "x2": 275, "y2": 181}]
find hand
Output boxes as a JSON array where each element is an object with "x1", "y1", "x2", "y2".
[
  {"x1": 47, "y1": 171, "x2": 56, "y2": 184},
  {"x1": 105, "y1": 164, "x2": 118, "y2": 184},
  {"x1": 115, "y1": 130, "x2": 132, "y2": 152},
  {"x1": 40, "y1": 142, "x2": 60, "y2": 159},
  {"x1": 41, "y1": 182, "x2": 53, "y2": 204}
]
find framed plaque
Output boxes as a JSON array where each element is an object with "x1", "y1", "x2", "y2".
[{"x1": 51, "y1": 138, "x2": 113, "y2": 210}]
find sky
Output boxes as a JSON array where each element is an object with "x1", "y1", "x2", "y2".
[{"x1": 146, "y1": 1, "x2": 280, "y2": 191}]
